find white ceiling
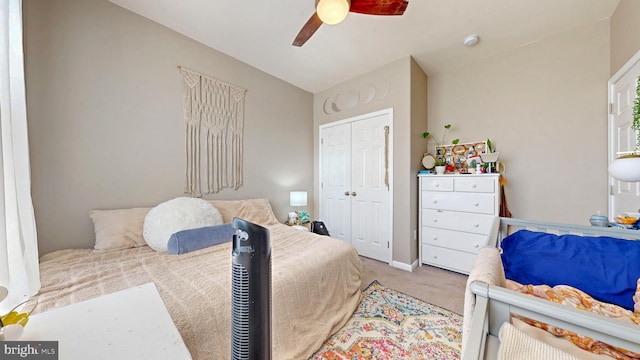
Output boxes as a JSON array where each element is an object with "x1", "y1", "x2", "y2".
[{"x1": 108, "y1": 0, "x2": 620, "y2": 93}]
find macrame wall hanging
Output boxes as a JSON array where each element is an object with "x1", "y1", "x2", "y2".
[{"x1": 179, "y1": 66, "x2": 247, "y2": 196}]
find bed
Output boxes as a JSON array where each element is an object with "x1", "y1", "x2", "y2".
[
  {"x1": 462, "y1": 217, "x2": 640, "y2": 360},
  {"x1": 32, "y1": 198, "x2": 362, "y2": 360}
]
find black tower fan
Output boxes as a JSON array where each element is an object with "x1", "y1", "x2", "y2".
[{"x1": 231, "y1": 217, "x2": 272, "y2": 360}]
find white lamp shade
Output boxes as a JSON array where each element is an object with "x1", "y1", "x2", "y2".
[
  {"x1": 316, "y1": 0, "x2": 350, "y2": 25},
  {"x1": 290, "y1": 191, "x2": 308, "y2": 207},
  {"x1": 609, "y1": 156, "x2": 640, "y2": 182},
  {"x1": 480, "y1": 152, "x2": 499, "y2": 163}
]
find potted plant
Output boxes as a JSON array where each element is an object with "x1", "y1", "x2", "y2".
[
  {"x1": 481, "y1": 138, "x2": 499, "y2": 173},
  {"x1": 468, "y1": 159, "x2": 477, "y2": 174},
  {"x1": 434, "y1": 159, "x2": 446, "y2": 175},
  {"x1": 423, "y1": 124, "x2": 459, "y2": 174},
  {"x1": 422, "y1": 124, "x2": 460, "y2": 151}
]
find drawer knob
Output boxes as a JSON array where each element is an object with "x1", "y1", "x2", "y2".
[
  {"x1": 432, "y1": 236, "x2": 438, "y2": 240},
  {"x1": 474, "y1": 243, "x2": 479, "y2": 248},
  {"x1": 432, "y1": 219, "x2": 438, "y2": 223},
  {"x1": 472, "y1": 184, "x2": 477, "y2": 188},
  {"x1": 474, "y1": 223, "x2": 479, "y2": 227},
  {"x1": 435, "y1": 183, "x2": 440, "y2": 188},
  {"x1": 433, "y1": 255, "x2": 438, "y2": 259},
  {"x1": 473, "y1": 202, "x2": 479, "y2": 207},
  {"x1": 432, "y1": 200, "x2": 438, "y2": 204}
]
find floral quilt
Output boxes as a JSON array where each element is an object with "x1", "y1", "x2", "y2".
[{"x1": 507, "y1": 279, "x2": 640, "y2": 360}]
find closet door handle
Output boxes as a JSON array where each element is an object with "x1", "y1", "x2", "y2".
[
  {"x1": 351, "y1": 192, "x2": 357, "y2": 196},
  {"x1": 344, "y1": 191, "x2": 350, "y2": 196}
]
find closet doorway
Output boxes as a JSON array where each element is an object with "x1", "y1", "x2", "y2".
[{"x1": 319, "y1": 108, "x2": 393, "y2": 263}]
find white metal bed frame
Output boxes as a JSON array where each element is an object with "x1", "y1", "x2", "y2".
[{"x1": 462, "y1": 217, "x2": 640, "y2": 360}]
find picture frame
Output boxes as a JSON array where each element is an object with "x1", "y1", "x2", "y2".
[{"x1": 435, "y1": 141, "x2": 487, "y2": 169}]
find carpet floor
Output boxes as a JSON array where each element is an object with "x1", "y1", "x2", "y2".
[
  {"x1": 359, "y1": 257, "x2": 468, "y2": 315},
  {"x1": 310, "y1": 280, "x2": 463, "y2": 360}
]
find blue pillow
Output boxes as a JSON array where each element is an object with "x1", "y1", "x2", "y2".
[
  {"x1": 501, "y1": 229, "x2": 640, "y2": 311},
  {"x1": 167, "y1": 223, "x2": 234, "y2": 255}
]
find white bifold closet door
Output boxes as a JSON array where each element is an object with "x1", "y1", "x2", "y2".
[{"x1": 319, "y1": 110, "x2": 392, "y2": 263}]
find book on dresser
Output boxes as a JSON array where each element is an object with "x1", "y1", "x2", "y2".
[{"x1": 418, "y1": 173, "x2": 501, "y2": 275}]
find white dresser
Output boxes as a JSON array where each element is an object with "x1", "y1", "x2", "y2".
[{"x1": 418, "y1": 173, "x2": 501, "y2": 274}]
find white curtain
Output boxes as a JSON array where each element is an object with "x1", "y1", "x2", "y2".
[{"x1": 0, "y1": 0, "x2": 40, "y2": 313}]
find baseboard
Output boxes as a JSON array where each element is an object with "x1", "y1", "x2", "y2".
[{"x1": 391, "y1": 259, "x2": 418, "y2": 272}]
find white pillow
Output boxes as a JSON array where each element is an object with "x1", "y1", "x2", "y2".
[{"x1": 143, "y1": 197, "x2": 223, "y2": 251}]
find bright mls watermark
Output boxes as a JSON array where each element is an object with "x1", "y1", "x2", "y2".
[{"x1": 1, "y1": 341, "x2": 57, "y2": 359}]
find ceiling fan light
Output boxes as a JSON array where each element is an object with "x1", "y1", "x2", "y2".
[
  {"x1": 609, "y1": 155, "x2": 640, "y2": 182},
  {"x1": 317, "y1": 0, "x2": 350, "y2": 25}
]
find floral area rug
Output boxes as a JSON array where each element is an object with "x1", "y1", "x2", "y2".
[{"x1": 310, "y1": 280, "x2": 462, "y2": 360}]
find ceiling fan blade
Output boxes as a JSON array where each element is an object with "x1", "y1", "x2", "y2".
[
  {"x1": 293, "y1": 12, "x2": 324, "y2": 47},
  {"x1": 349, "y1": 0, "x2": 409, "y2": 16}
]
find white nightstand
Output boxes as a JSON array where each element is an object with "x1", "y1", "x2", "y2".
[{"x1": 22, "y1": 283, "x2": 192, "y2": 359}]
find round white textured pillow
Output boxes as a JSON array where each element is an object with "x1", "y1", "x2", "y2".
[{"x1": 143, "y1": 197, "x2": 223, "y2": 251}]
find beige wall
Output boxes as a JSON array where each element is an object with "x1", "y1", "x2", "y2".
[
  {"x1": 24, "y1": 0, "x2": 631, "y2": 264},
  {"x1": 610, "y1": 0, "x2": 640, "y2": 75},
  {"x1": 24, "y1": 0, "x2": 313, "y2": 255},
  {"x1": 313, "y1": 19, "x2": 612, "y2": 265},
  {"x1": 313, "y1": 57, "x2": 427, "y2": 267},
  {"x1": 409, "y1": 59, "x2": 428, "y2": 263},
  {"x1": 428, "y1": 20, "x2": 610, "y2": 225}
]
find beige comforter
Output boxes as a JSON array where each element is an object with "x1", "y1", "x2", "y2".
[{"x1": 35, "y1": 223, "x2": 362, "y2": 360}]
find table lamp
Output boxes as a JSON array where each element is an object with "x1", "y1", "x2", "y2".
[{"x1": 289, "y1": 191, "x2": 309, "y2": 231}]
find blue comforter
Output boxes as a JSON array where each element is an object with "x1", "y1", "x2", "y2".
[{"x1": 501, "y1": 229, "x2": 640, "y2": 311}]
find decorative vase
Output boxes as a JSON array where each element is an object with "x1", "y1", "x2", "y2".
[{"x1": 435, "y1": 166, "x2": 446, "y2": 175}]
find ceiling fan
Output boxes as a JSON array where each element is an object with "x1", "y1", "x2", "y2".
[{"x1": 292, "y1": 0, "x2": 409, "y2": 47}]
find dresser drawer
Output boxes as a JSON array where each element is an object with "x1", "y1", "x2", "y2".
[
  {"x1": 454, "y1": 177, "x2": 496, "y2": 193},
  {"x1": 421, "y1": 192, "x2": 496, "y2": 214},
  {"x1": 420, "y1": 177, "x2": 454, "y2": 192},
  {"x1": 421, "y1": 226, "x2": 489, "y2": 253},
  {"x1": 421, "y1": 209, "x2": 497, "y2": 234},
  {"x1": 421, "y1": 245, "x2": 475, "y2": 274}
]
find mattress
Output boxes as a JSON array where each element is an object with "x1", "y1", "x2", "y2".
[{"x1": 34, "y1": 223, "x2": 362, "y2": 360}]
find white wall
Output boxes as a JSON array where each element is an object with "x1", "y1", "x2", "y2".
[
  {"x1": 23, "y1": 0, "x2": 623, "y2": 261},
  {"x1": 313, "y1": 19, "x2": 612, "y2": 265},
  {"x1": 428, "y1": 20, "x2": 610, "y2": 225},
  {"x1": 24, "y1": 0, "x2": 313, "y2": 254},
  {"x1": 313, "y1": 57, "x2": 427, "y2": 267},
  {"x1": 611, "y1": 0, "x2": 640, "y2": 75}
]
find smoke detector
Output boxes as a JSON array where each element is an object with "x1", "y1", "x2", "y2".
[{"x1": 463, "y1": 34, "x2": 479, "y2": 47}]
